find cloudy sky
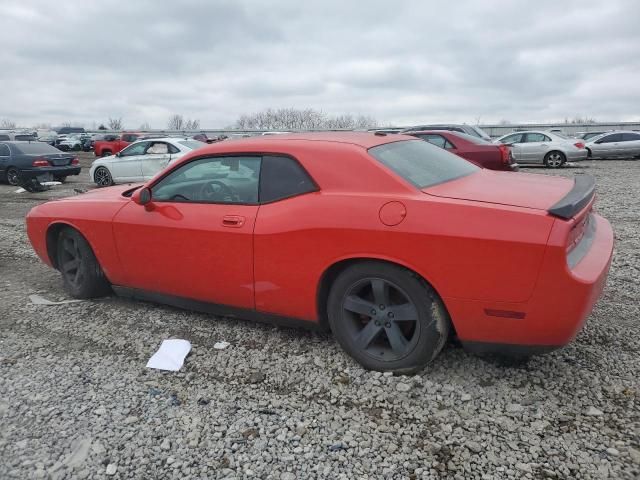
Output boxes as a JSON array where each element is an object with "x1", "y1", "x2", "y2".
[{"x1": 1, "y1": 0, "x2": 639, "y2": 129}]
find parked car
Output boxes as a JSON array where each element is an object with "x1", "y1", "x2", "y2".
[
  {"x1": 0, "y1": 132, "x2": 37, "y2": 141},
  {"x1": 58, "y1": 134, "x2": 84, "y2": 151},
  {"x1": 89, "y1": 137, "x2": 204, "y2": 186},
  {"x1": 585, "y1": 131, "x2": 640, "y2": 159},
  {"x1": 0, "y1": 141, "x2": 80, "y2": 186},
  {"x1": 405, "y1": 130, "x2": 517, "y2": 171},
  {"x1": 575, "y1": 131, "x2": 608, "y2": 141},
  {"x1": 26, "y1": 132, "x2": 613, "y2": 373},
  {"x1": 401, "y1": 124, "x2": 492, "y2": 141},
  {"x1": 494, "y1": 131, "x2": 588, "y2": 168},
  {"x1": 56, "y1": 127, "x2": 85, "y2": 135},
  {"x1": 35, "y1": 130, "x2": 58, "y2": 145},
  {"x1": 93, "y1": 132, "x2": 141, "y2": 157}
]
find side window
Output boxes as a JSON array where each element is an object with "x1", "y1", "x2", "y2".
[
  {"x1": 524, "y1": 133, "x2": 548, "y2": 143},
  {"x1": 168, "y1": 144, "x2": 180, "y2": 154},
  {"x1": 152, "y1": 156, "x2": 261, "y2": 204},
  {"x1": 259, "y1": 155, "x2": 317, "y2": 203},
  {"x1": 0, "y1": 135, "x2": 9, "y2": 141},
  {"x1": 501, "y1": 133, "x2": 523, "y2": 144},
  {"x1": 621, "y1": 133, "x2": 640, "y2": 141},
  {"x1": 122, "y1": 134, "x2": 138, "y2": 143},
  {"x1": 0, "y1": 144, "x2": 10, "y2": 156},
  {"x1": 119, "y1": 142, "x2": 149, "y2": 157},
  {"x1": 146, "y1": 142, "x2": 169, "y2": 154},
  {"x1": 418, "y1": 134, "x2": 447, "y2": 149},
  {"x1": 599, "y1": 134, "x2": 621, "y2": 143}
]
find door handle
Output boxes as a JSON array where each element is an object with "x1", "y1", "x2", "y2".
[{"x1": 222, "y1": 215, "x2": 246, "y2": 228}]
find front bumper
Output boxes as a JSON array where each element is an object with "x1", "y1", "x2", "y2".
[
  {"x1": 446, "y1": 213, "x2": 614, "y2": 355},
  {"x1": 19, "y1": 166, "x2": 82, "y2": 182}
]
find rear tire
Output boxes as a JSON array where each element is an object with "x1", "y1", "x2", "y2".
[
  {"x1": 56, "y1": 228, "x2": 110, "y2": 299},
  {"x1": 327, "y1": 261, "x2": 450, "y2": 373},
  {"x1": 544, "y1": 151, "x2": 566, "y2": 168},
  {"x1": 101, "y1": 150, "x2": 112, "y2": 157},
  {"x1": 93, "y1": 166, "x2": 113, "y2": 187},
  {"x1": 6, "y1": 167, "x2": 20, "y2": 186}
]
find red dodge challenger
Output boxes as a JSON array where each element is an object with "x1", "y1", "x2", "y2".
[
  {"x1": 26, "y1": 132, "x2": 613, "y2": 372},
  {"x1": 405, "y1": 129, "x2": 517, "y2": 171}
]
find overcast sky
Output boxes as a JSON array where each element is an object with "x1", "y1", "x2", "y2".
[{"x1": 1, "y1": 0, "x2": 639, "y2": 129}]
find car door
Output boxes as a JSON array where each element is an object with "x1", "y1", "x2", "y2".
[
  {"x1": 109, "y1": 142, "x2": 148, "y2": 182},
  {"x1": 140, "y1": 141, "x2": 172, "y2": 180},
  {"x1": 591, "y1": 133, "x2": 621, "y2": 158},
  {"x1": 112, "y1": 155, "x2": 261, "y2": 308},
  {"x1": 0, "y1": 143, "x2": 11, "y2": 180},
  {"x1": 518, "y1": 133, "x2": 551, "y2": 163},
  {"x1": 621, "y1": 132, "x2": 640, "y2": 157}
]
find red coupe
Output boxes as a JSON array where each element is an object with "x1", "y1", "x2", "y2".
[
  {"x1": 405, "y1": 129, "x2": 517, "y2": 171},
  {"x1": 26, "y1": 132, "x2": 613, "y2": 372}
]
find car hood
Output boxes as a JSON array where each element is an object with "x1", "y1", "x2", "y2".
[
  {"x1": 423, "y1": 169, "x2": 573, "y2": 211},
  {"x1": 58, "y1": 184, "x2": 141, "y2": 202}
]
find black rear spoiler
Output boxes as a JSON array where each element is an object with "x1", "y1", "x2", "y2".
[{"x1": 548, "y1": 174, "x2": 595, "y2": 219}]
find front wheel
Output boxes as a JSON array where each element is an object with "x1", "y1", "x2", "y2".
[
  {"x1": 544, "y1": 151, "x2": 566, "y2": 168},
  {"x1": 93, "y1": 166, "x2": 113, "y2": 187},
  {"x1": 328, "y1": 262, "x2": 450, "y2": 373},
  {"x1": 101, "y1": 151, "x2": 112, "y2": 157},
  {"x1": 56, "y1": 228, "x2": 111, "y2": 298}
]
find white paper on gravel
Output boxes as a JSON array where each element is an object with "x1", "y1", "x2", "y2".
[
  {"x1": 15, "y1": 181, "x2": 62, "y2": 193},
  {"x1": 146, "y1": 339, "x2": 192, "y2": 371},
  {"x1": 29, "y1": 294, "x2": 83, "y2": 305}
]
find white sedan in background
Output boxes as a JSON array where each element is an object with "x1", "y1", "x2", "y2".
[
  {"x1": 494, "y1": 130, "x2": 588, "y2": 168},
  {"x1": 89, "y1": 137, "x2": 204, "y2": 186}
]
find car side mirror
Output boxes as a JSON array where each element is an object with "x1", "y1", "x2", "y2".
[
  {"x1": 594, "y1": 140, "x2": 602, "y2": 144},
  {"x1": 133, "y1": 187, "x2": 153, "y2": 208}
]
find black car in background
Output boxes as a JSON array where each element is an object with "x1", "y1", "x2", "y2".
[{"x1": 0, "y1": 141, "x2": 80, "y2": 186}]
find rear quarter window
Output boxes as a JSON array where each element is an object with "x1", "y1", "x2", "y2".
[{"x1": 369, "y1": 140, "x2": 478, "y2": 189}]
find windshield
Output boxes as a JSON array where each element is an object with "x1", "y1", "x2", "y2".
[
  {"x1": 369, "y1": 139, "x2": 478, "y2": 188},
  {"x1": 179, "y1": 140, "x2": 205, "y2": 150},
  {"x1": 14, "y1": 142, "x2": 62, "y2": 154}
]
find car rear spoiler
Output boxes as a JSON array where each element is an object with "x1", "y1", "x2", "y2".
[{"x1": 548, "y1": 174, "x2": 595, "y2": 219}]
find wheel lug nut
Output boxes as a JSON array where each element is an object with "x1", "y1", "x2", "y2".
[
  {"x1": 374, "y1": 320, "x2": 381, "y2": 326},
  {"x1": 370, "y1": 309, "x2": 376, "y2": 315},
  {"x1": 385, "y1": 322, "x2": 391, "y2": 328},
  {"x1": 379, "y1": 304, "x2": 385, "y2": 310},
  {"x1": 387, "y1": 312, "x2": 394, "y2": 318}
]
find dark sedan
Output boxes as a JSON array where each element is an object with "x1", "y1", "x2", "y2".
[
  {"x1": 0, "y1": 141, "x2": 81, "y2": 186},
  {"x1": 404, "y1": 130, "x2": 518, "y2": 171}
]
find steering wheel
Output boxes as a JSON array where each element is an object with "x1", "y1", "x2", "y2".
[
  {"x1": 199, "y1": 180, "x2": 237, "y2": 202},
  {"x1": 170, "y1": 193, "x2": 189, "y2": 201}
]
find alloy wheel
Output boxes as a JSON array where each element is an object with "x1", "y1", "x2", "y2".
[
  {"x1": 7, "y1": 168, "x2": 19, "y2": 186},
  {"x1": 546, "y1": 152, "x2": 564, "y2": 168},
  {"x1": 94, "y1": 167, "x2": 112, "y2": 186},
  {"x1": 60, "y1": 236, "x2": 84, "y2": 289},
  {"x1": 341, "y1": 277, "x2": 420, "y2": 361}
]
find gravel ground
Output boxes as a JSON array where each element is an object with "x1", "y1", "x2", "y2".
[{"x1": 0, "y1": 155, "x2": 638, "y2": 479}]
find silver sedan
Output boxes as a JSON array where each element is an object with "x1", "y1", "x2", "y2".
[
  {"x1": 494, "y1": 130, "x2": 588, "y2": 168},
  {"x1": 585, "y1": 131, "x2": 640, "y2": 159}
]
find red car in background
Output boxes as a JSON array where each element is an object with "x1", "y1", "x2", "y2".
[
  {"x1": 26, "y1": 132, "x2": 613, "y2": 373},
  {"x1": 406, "y1": 130, "x2": 517, "y2": 171},
  {"x1": 93, "y1": 132, "x2": 141, "y2": 157}
]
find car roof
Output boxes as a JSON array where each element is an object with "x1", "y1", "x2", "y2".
[{"x1": 216, "y1": 131, "x2": 410, "y2": 149}]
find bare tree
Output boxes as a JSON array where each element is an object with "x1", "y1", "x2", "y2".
[
  {"x1": 139, "y1": 122, "x2": 151, "y2": 130},
  {"x1": 61, "y1": 122, "x2": 72, "y2": 128},
  {"x1": 563, "y1": 116, "x2": 597, "y2": 124},
  {"x1": 98, "y1": 124, "x2": 107, "y2": 130},
  {"x1": 185, "y1": 118, "x2": 200, "y2": 130},
  {"x1": 167, "y1": 114, "x2": 185, "y2": 130},
  {"x1": 235, "y1": 108, "x2": 377, "y2": 130},
  {"x1": 108, "y1": 117, "x2": 123, "y2": 130}
]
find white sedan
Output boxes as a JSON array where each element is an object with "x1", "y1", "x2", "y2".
[{"x1": 89, "y1": 137, "x2": 204, "y2": 186}]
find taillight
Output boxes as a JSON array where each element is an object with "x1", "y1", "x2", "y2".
[
  {"x1": 71, "y1": 158, "x2": 80, "y2": 165},
  {"x1": 32, "y1": 158, "x2": 50, "y2": 167},
  {"x1": 574, "y1": 142, "x2": 585, "y2": 149},
  {"x1": 498, "y1": 144, "x2": 510, "y2": 164}
]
